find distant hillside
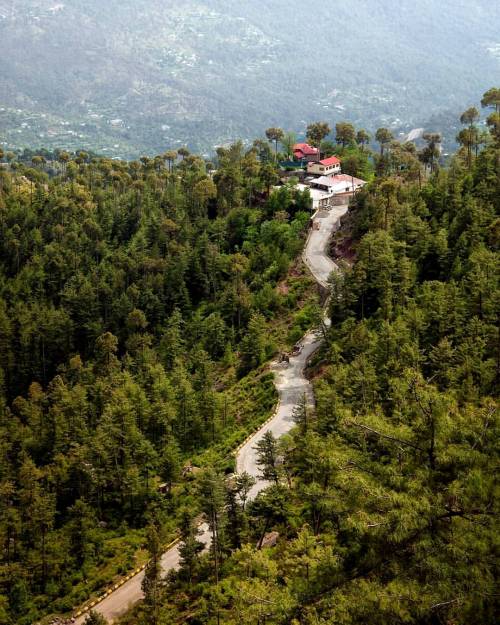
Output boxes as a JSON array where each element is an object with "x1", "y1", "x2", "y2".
[{"x1": 0, "y1": 0, "x2": 499, "y2": 156}]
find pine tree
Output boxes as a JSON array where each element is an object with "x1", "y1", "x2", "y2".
[
  {"x1": 292, "y1": 393, "x2": 311, "y2": 435},
  {"x1": 141, "y1": 523, "x2": 163, "y2": 625},
  {"x1": 84, "y1": 610, "x2": 108, "y2": 625},
  {"x1": 255, "y1": 431, "x2": 280, "y2": 485},
  {"x1": 197, "y1": 469, "x2": 226, "y2": 583},
  {"x1": 178, "y1": 523, "x2": 204, "y2": 587}
]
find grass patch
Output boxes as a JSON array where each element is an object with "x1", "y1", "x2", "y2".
[
  {"x1": 39, "y1": 529, "x2": 147, "y2": 624},
  {"x1": 192, "y1": 367, "x2": 277, "y2": 473}
]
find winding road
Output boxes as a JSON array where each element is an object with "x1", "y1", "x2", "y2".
[
  {"x1": 237, "y1": 204, "x2": 347, "y2": 499},
  {"x1": 74, "y1": 202, "x2": 348, "y2": 624}
]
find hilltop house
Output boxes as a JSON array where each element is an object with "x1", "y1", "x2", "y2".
[
  {"x1": 293, "y1": 143, "x2": 319, "y2": 162},
  {"x1": 296, "y1": 183, "x2": 336, "y2": 211},
  {"x1": 307, "y1": 156, "x2": 341, "y2": 176},
  {"x1": 293, "y1": 173, "x2": 367, "y2": 211},
  {"x1": 311, "y1": 174, "x2": 366, "y2": 195}
]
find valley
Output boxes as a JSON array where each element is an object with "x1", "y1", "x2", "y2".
[{"x1": 0, "y1": 1, "x2": 498, "y2": 156}]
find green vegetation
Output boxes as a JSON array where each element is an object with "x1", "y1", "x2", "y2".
[
  {"x1": 0, "y1": 141, "x2": 315, "y2": 624},
  {"x1": 0, "y1": 87, "x2": 498, "y2": 625},
  {"x1": 117, "y1": 91, "x2": 499, "y2": 625}
]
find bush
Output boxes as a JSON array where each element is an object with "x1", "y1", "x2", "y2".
[{"x1": 91, "y1": 577, "x2": 108, "y2": 592}]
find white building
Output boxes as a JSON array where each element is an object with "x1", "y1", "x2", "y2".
[
  {"x1": 296, "y1": 183, "x2": 336, "y2": 211},
  {"x1": 307, "y1": 156, "x2": 341, "y2": 176},
  {"x1": 311, "y1": 174, "x2": 367, "y2": 195}
]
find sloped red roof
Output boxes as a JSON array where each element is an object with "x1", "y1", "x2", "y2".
[
  {"x1": 293, "y1": 143, "x2": 319, "y2": 156},
  {"x1": 319, "y1": 156, "x2": 341, "y2": 166}
]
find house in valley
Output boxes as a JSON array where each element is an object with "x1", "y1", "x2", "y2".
[{"x1": 307, "y1": 156, "x2": 341, "y2": 176}]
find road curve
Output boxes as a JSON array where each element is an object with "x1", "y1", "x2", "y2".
[
  {"x1": 237, "y1": 204, "x2": 348, "y2": 498},
  {"x1": 74, "y1": 203, "x2": 348, "y2": 624}
]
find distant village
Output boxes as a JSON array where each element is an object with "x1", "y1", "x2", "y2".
[{"x1": 279, "y1": 142, "x2": 366, "y2": 212}]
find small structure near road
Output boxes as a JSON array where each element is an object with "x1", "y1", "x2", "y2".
[
  {"x1": 278, "y1": 352, "x2": 290, "y2": 365},
  {"x1": 182, "y1": 462, "x2": 202, "y2": 479}
]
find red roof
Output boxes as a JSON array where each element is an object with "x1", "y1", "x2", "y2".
[
  {"x1": 293, "y1": 143, "x2": 319, "y2": 156},
  {"x1": 319, "y1": 156, "x2": 341, "y2": 166}
]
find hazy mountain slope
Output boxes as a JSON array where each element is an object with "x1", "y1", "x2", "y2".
[{"x1": 0, "y1": 0, "x2": 499, "y2": 156}]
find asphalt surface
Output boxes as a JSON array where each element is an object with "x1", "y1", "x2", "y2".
[
  {"x1": 74, "y1": 523, "x2": 211, "y2": 625},
  {"x1": 74, "y1": 203, "x2": 348, "y2": 624},
  {"x1": 237, "y1": 204, "x2": 348, "y2": 497},
  {"x1": 303, "y1": 205, "x2": 347, "y2": 288}
]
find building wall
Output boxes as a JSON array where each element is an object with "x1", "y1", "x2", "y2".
[
  {"x1": 333, "y1": 192, "x2": 356, "y2": 205},
  {"x1": 307, "y1": 162, "x2": 341, "y2": 176},
  {"x1": 315, "y1": 194, "x2": 337, "y2": 210}
]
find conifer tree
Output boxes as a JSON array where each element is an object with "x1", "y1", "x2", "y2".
[
  {"x1": 255, "y1": 431, "x2": 280, "y2": 485},
  {"x1": 142, "y1": 523, "x2": 163, "y2": 625}
]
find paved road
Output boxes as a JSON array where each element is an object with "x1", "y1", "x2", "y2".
[
  {"x1": 74, "y1": 203, "x2": 348, "y2": 624},
  {"x1": 74, "y1": 524, "x2": 211, "y2": 624},
  {"x1": 303, "y1": 205, "x2": 347, "y2": 288},
  {"x1": 237, "y1": 204, "x2": 348, "y2": 497}
]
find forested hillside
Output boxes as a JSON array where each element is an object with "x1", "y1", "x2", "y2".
[
  {"x1": 112, "y1": 97, "x2": 498, "y2": 624},
  {"x1": 0, "y1": 0, "x2": 499, "y2": 155},
  {"x1": 0, "y1": 90, "x2": 498, "y2": 625},
  {"x1": 0, "y1": 143, "x2": 316, "y2": 624}
]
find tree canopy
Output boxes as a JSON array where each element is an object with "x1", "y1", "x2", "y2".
[{"x1": 128, "y1": 91, "x2": 500, "y2": 625}]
